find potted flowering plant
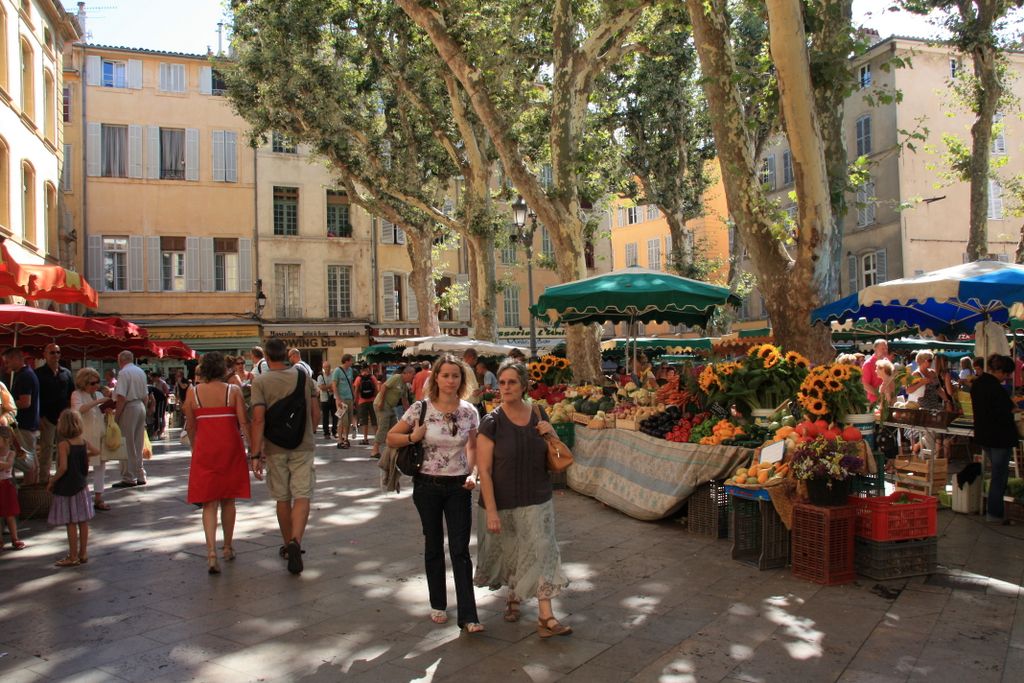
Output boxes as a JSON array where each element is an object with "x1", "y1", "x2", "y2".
[
  {"x1": 790, "y1": 436, "x2": 865, "y2": 505},
  {"x1": 797, "y1": 362, "x2": 869, "y2": 422}
]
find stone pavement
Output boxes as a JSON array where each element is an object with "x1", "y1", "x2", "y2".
[{"x1": 1, "y1": 430, "x2": 1023, "y2": 682}]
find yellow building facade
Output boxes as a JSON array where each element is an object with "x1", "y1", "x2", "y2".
[
  {"x1": 0, "y1": 0, "x2": 78, "y2": 274},
  {"x1": 65, "y1": 44, "x2": 259, "y2": 354}
]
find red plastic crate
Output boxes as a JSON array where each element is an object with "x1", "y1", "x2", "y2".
[
  {"x1": 792, "y1": 503, "x2": 856, "y2": 585},
  {"x1": 848, "y1": 491, "x2": 937, "y2": 542}
]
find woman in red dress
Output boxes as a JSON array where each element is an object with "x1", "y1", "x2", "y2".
[{"x1": 183, "y1": 352, "x2": 252, "y2": 575}]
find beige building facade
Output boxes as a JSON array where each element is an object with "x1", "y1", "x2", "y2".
[{"x1": 0, "y1": 0, "x2": 78, "y2": 273}]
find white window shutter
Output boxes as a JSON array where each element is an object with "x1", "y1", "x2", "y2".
[
  {"x1": 175, "y1": 64, "x2": 186, "y2": 92},
  {"x1": 456, "y1": 273, "x2": 470, "y2": 321},
  {"x1": 382, "y1": 274, "x2": 396, "y2": 321},
  {"x1": 238, "y1": 238, "x2": 252, "y2": 292},
  {"x1": 224, "y1": 132, "x2": 237, "y2": 182},
  {"x1": 406, "y1": 275, "x2": 418, "y2": 322},
  {"x1": 200, "y1": 236, "x2": 215, "y2": 292},
  {"x1": 128, "y1": 236, "x2": 144, "y2": 292},
  {"x1": 875, "y1": 249, "x2": 888, "y2": 283},
  {"x1": 158, "y1": 63, "x2": 169, "y2": 91},
  {"x1": 146, "y1": 126, "x2": 160, "y2": 179},
  {"x1": 128, "y1": 124, "x2": 143, "y2": 178},
  {"x1": 185, "y1": 128, "x2": 199, "y2": 181},
  {"x1": 847, "y1": 254, "x2": 858, "y2": 295},
  {"x1": 85, "y1": 56, "x2": 101, "y2": 86},
  {"x1": 618, "y1": 207, "x2": 625, "y2": 227},
  {"x1": 199, "y1": 66, "x2": 212, "y2": 95},
  {"x1": 396, "y1": 226, "x2": 406, "y2": 244},
  {"x1": 211, "y1": 130, "x2": 225, "y2": 181},
  {"x1": 128, "y1": 60, "x2": 143, "y2": 89},
  {"x1": 146, "y1": 236, "x2": 161, "y2": 291},
  {"x1": 86, "y1": 122, "x2": 101, "y2": 176},
  {"x1": 87, "y1": 235, "x2": 103, "y2": 291},
  {"x1": 185, "y1": 237, "x2": 201, "y2": 292},
  {"x1": 381, "y1": 219, "x2": 394, "y2": 244}
]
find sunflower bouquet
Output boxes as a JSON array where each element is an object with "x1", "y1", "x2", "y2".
[
  {"x1": 715, "y1": 344, "x2": 810, "y2": 412},
  {"x1": 797, "y1": 362, "x2": 870, "y2": 419},
  {"x1": 528, "y1": 354, "x2": 572, "y2": 386}
]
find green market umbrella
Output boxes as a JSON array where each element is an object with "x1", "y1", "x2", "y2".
[
  {"x1": 530, "y1": 267, "x2": 740, "y2": 371},
  {"x1": 600, "y1": 337, "x2": 713, "y2": 352}
]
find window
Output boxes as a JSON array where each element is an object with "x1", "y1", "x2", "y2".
[
  {"x1": 382, "y1": 273, "x2": 403, "y2": 321},
  {"x1": 273, "y1": 186, "x2": 299, "y2": 235},
  {"x1": 647, "y1": 238, "x2": 662, "y2": 271},
  {"x1": 992, "y1": 112, "x2": 1006, "y2": 155},
  {"x1": 211, "y1": 68, "x2": 227, "y2": 96},
  {"x1": 43, "y1": 70, "x2": 55, "y2": 142},
  {"x1": 989, "y1": 179, "x2": 1004, "y2": 219},
  {"x1": 0, "y1": 136, "x2": 8, "y2": 230},
  {"x1": 856, "y1": 178, "x2": 876, "y2": 227},
  {"x1": 100, "y1": 124, "x2": 128, "y2": 177},
  {"x1": 327, "y1": 265, "x2": 352, "y2": 318},
  {"x1": 501, "y1": 242, "x2": 517, "y2": 265},
  {"x1": 503, "y1": 285, "x2": 521, "y2": 327},
  {"x1": 21, "y1": 162, "x2": 35, "y2": 243},
  {"x1": 62, "y1": 85, "x2": 71, "y2": 122},
  {"x1": 539, "y1": 164, "x2": 553, "y2": 190},
  {"x1": 44, "y1": 183, "x2": 55, "y2": 254},
  {"x1": 950, "y1": 58, "x2": 961, "y2": 80},
  {"x1": 211, "y1": 130, "x2": 237, "y2": 182},
  {"x1": 20, "y1": 39, "x2": 33, "y2": 120},
  {"x1": 0, "y1": 7, "x2": 7, "y2": 92},
  {"x1": 326, "y1": 190, "x2": 351, "y2": 237},
  {"x1": 159, "y1": 128, "x2": 186, "y2": 179},
  {"x1": 647, "y1": 204, "x2": 659, "y2": 221},
  {"x1": 103, "y1": 237, "x2": 128, "y2": 291},
  {"x1": 214, "y1": 238, "x2": 238, "y2": 292},
  {"x1": 379, "y1": 218, "x2": 405, "y2": 244},
  {"x1": 275, "y1": 263, "x2": 302, "y2": 318},
  {"x1": 785, "y1": 204, "x2": 798, "y2": 227},
  {"x1": 782, "y1": 150, "x2": 794, "y2": 186},
  {"x1": 158, "y1": 63, "x2": 186, "y2": 93},
  {"x1": 849, "y1": 250, "x2": 887, "y2": 292},
  {"x1": 855, "y1": 115, "x2": 872, "y2": 157},
  {"x1": 759, "y1": 155, "x2": 776, "y2": 189},
  {"x1": 102, "y1": 59, "x2": 127, "y2": 88},
  {"x1": 625, "y1": 242, "x2": 638, "y2": 267},
  {"x1": 541, "y1": 226, "x2": 554, "y2": 259},
  {"x1": 859, "y1": 64, "x2": 872, "y2": 89},
  {"x1": 272, "y1": 132, "x2": 296, "y2": 154},
  {"x1": 862, "y1": 252, "x2": 878, "y2": 288},
  {"x1": 627, "y1": 206, "x2": 639, "y2": 224},
  {"x1": 160, "y1": 236, "x2": 186, "y2": 291}
]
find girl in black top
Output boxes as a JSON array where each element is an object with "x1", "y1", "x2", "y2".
[
  {"x1": 47, "y1": 409, "x2": 99, "y2": 566},
  {"x1": 970, "y1": 354, "x2": 1019, "y2": 522}
]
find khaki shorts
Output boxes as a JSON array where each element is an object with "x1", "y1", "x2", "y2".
[{"x1": 265, "y1": 450, "x2": 316, "y2": 501}]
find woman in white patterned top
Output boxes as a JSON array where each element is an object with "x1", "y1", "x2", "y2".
[{"x1": 387, "y1": 354, "x2": 483, "y2": 633}]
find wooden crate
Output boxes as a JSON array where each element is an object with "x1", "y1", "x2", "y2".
[
  {"x1": 615, "y1": 417, "x2": 640, "y2": 431},
  {"x1": 893, "y1": 456, "x2": 947, "y2": 494},
  {"x1": 572, "y1": 413, "x2": 591, "y2": 426}
]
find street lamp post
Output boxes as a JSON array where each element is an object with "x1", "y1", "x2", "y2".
[{"x1": 512, "y1": 196, "x2": 538, "y2": 359}]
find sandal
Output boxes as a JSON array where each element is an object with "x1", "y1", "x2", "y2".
[
  {"x1": 222, "y1": 546, "x2": 235, "y2": 561},
  {"x1": 79, "y1": 554, "x2": 89, "y2": 564},
  {"x1": 504, "y1": 598, "x2": 521, "y2": 622},
  {"x1": 537, "y1": 616, "x2": 572, "y2": 638},
  {"x1": 340, "y1": 439, "x2": 351, "y2": 449},
  {"x1": 94, "y1": 500, "x2": 111, "y2": 511},
  {"x1": 462, "y1": 622, "x2": 485, "y2": 633},
  {"x1": 207, "y1": 552, "x2": 221, "y2": 575},
  {"x1": 55, "y1": 556, "x2": 80, "y2": 567},
  {"x1": 11, "y1": 540, "x2": 26, "y2": 550},
  {"x1": 430, "y1": 609, "x2": 448, "y2": 624}
]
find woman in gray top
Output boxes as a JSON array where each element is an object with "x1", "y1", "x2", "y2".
[{"x1": 475, "y1": 360, "x2": 571, "y2": 638}]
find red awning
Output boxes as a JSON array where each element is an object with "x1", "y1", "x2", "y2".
[
  {"x1": 152, "y1": 340, "x2": 196, "y2": 360},
  {"x1": 0, "y1": 241, "x2": 33, "y2": 299},
  {"x1": 23, "y1": 264, "x2": 99, "y2": 308}
]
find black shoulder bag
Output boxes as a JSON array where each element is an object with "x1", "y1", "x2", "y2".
[{"x1": 395, "y1": 400, "x2": 427, "y2": 476}]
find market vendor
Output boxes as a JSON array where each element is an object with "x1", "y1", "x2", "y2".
[{"x1": 970, "y1": 354, "x2": 1019, "y2": 524}]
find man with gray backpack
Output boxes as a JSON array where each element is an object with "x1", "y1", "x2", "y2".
[{"x1": 250, "y1": 338, "x2": 319, "y2": 574}]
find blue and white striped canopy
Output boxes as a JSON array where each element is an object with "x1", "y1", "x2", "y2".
[{"x1": 811, "y1": 260, "x2": 1024, "y2": 336}]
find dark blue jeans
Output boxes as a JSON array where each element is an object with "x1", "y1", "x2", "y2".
[
  {"x1": 412, "y1": 476, "x2": 479, "y2": 626},
  {"x1": 984, "y1": 447, "x2": 1012, "y2": 519}
]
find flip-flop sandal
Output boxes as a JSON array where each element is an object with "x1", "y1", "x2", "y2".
[
  {"x1": 12, "y1": 540, "x2": 26, "y2": 550},
  {"x1": 94, "y1": 501, "x2": 111, "y2": 511},
  {"x1": 341, "y1": 440, "x2": 351, "y2": 449},
  {"x1": 55, "y1": 556, "x2": 80, "y2": 567}
]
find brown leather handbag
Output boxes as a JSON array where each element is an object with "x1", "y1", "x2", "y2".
[{"x1": 532, "y1": 405, "x2": 574, "y2": 472}]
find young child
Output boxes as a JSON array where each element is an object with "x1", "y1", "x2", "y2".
[
  {"x1": 46, "y1": 409, "x2": 98, "y2": 567},
  {"x1": 0, "y1": 425, "x2": 25, "y2": 550}
]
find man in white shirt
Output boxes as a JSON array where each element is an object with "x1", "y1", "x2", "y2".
[
  {"x1": 288, "y1": 348, "x2": 314, "y2": 378},
  {"x1": 112, "y1": 350, "x2": 150, "y2": 487},
  {"x1": 251, "y1": 346, "x2": 269, "y2": 376}
]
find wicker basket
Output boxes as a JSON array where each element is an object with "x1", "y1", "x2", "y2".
[{"x1": 17, "y1": 484, "x2": 52, "y2": 520}]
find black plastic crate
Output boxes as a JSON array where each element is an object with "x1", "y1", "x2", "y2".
[
  {"x1": 855, "y1": 537, "x2": 937, "y2": 580},
  {"x1": 689, "y1": 480, "x2": 729, "y2": 539},
  {"x1": 730, "y1": 495, "x2": 790, "y2": 570}
]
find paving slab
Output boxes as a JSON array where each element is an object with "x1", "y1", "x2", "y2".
[{"x1": 2, "y1": 431, "x2": 1022, "y2": 681}]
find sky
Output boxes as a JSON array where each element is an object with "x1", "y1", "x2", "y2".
[{"x1": 66, "y1": 1, "x2": 953, "y2": 55}]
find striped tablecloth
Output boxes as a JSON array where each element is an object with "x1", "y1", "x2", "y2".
[{"x1": 567, "y1": 426, "x2": 754, "y2": 521}]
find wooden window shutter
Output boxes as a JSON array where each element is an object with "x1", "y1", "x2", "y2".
[
  {"x1": 406, "y1": 274, "x2": 418, "y2": 322},
  {"x1": 200, "y1": 236, "x2": 215, "y2": 292},
  {"x1": 875, "y1": 249, "x2": 887, "y2": 284},
  {"x1": 185, "y1": 236, "x2": 201, "y2": 292},
  {"x1": 146, "y1": 236, "x2": 161, "y2": 291},
  {"x1": 128, "y1": 235, "x2": 144, "y2": 292},
  {"x1": 224, "y1": 132, "x2": 237, "y2": 182},
  {"x1": 382, "y1": 273, "x2": 396, "y2": 321},
  {"x1": 847, "y1": 254, "x2": 858, "y2": 295},
  {"x1": 128, "y1": 124, "x2": 143, "y2": 178},
  {"x1": 146, "y1": 126, "x2": 160, "y2": 179},
  {"x1": 127, "y1": 60, "x2": 143, "y2": 89},
  {"x1": 199, "y1": 66, "x2": 212, "y2": 95},
  {"x1": 238, "y1": 238, "x2": 252, "y2": 292},
  {"x1": 86, "y1": 122, "x2": 101, "y2": 176},
  {"x1": 85, "y1": 56, "x2": 101, "y2": 86},
  {"x1": 185, "y1": 128, "x2": 199, "y2": 181},
  {"x1": 211, "y1": 130, "x2": 225, "y2": 181},
  {"x1": 87, "y1": 235, "x2": 103, "y2": 291}
]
